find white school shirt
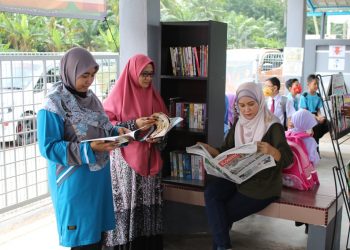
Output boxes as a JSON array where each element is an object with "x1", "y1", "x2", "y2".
[{"x1": 267, "y1": 94, "x2": 296, "y2": 126}]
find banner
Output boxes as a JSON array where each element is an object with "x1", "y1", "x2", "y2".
[{"x1": 0, "y1": 0, "x2": 107, "y2": 20}]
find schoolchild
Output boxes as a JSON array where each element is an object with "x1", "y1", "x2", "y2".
[
  {"x1": 285, "y1": 78, "x2": 302, "y2": 111},
  {"x1": 299, "y1": 74, "x2": 329, "y2": 144},
  {"x1": 264, "y1": 77, "x2": 295, "y2": 130}
]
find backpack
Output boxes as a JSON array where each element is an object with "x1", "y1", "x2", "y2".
[{"x1": 282, "y1": 131, "x2": 320, "y2": 191}]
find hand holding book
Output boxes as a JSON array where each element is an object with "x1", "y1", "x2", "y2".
[{"x1": 81, "y1": 113, "x2": 183, "y2": 144}]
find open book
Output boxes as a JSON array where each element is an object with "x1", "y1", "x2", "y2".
[
  {"x1": 186, "y1": 142, "x2": 276, "y2": 184},
  {"x1": 82, "y1": 113, "x2": 183, "y2": 145}
]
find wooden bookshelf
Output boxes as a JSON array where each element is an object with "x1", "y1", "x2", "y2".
[{"x1": 160, "y1": 21, "x2": 227, "y2": 191}]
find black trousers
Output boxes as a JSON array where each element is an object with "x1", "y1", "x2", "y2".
[{"x1": 313, "y1": 120, "x2": 329, "y2": 144}]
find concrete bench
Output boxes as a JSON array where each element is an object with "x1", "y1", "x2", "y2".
[{"x1": 163, "y1": 182, "x2": 344, "y2": 250}]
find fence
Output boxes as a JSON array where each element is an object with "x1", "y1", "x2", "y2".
[{"x1": 0, "y1": 52, "x2": 119, "y2": 213}]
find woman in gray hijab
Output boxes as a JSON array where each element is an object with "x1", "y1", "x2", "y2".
[{"x1": 37, "y1": 47, "x2": 124, "y2": 250}]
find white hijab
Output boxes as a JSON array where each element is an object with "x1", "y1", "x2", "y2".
[{"x1": 235, "y1": 82, "x2": 280, "y2": 146}]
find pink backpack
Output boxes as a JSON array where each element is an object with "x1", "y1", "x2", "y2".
[{"x1": 282, "y1": 131, "x2": 320, "y2": 191}]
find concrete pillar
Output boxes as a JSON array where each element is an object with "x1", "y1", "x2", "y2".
[
  {"x1": 286, "y1": 0, "x2": 306, "y2": 83},
  {"x1": 119, "y1": 0, "x2": 160, "y2": 88},
  {"x1": 286, "y1": 0, "x2": 306, "y2": 47}
]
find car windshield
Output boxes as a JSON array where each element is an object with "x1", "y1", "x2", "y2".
[{"x1": 1, "y1": 61, "x2": 44, "y2": 90}]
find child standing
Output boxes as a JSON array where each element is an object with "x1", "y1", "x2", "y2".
[
  {"x1": 299, "y1": 74, "x2": 329, "y2": 145},
  {"x1": 286, "y1": 78, "x2": 302, "y2": 111}
]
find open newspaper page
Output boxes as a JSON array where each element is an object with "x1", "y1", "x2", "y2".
[{"x1": 186, "y1": 142, "x2": 276, "y2": 184}]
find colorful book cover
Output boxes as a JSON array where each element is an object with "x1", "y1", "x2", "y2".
[{"x1": 182, "y1": 153, "x2": 192, "y2": 180}]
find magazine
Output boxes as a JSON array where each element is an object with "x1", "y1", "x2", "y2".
[
  {"x1": 185, "y1": 142, "x2": 276, "y2": 184},
  {"x1": 81, "y1": 113, "x2": 183, "y2": 145}
]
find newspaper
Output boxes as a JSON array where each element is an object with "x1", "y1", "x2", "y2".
[
  {"x1": 82, "y1": 113, "x2": 183, "y2": 145},
  {"x1": 185, "y1": 142, "x2": 276, "y2": 184}
]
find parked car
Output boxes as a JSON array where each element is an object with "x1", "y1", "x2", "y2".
[
  {"x1": 0, "y1": 62, "x2": 60, "y2": 145},
  {"x1": 0, "y1": 55, "x2": 117, "y2": 146},
  {"x1": 225, "y1": 48, "x2": 284, "y2": 94}
]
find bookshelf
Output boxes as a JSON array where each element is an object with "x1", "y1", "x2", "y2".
[{"x1": 160, "y1": 21, "x2": 227, "y2": 204}]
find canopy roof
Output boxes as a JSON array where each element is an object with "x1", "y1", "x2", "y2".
[{"x1": 307, "y1": 0, "x2": 350, "y2": 15}]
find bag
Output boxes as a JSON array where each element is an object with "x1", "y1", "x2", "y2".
[{"x1": 282, "y1": 131, "x2": 320, "y2": 191}]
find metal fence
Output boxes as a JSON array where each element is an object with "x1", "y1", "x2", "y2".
[{"x1": 0, "y1": 52, "x2": 119, "y2": 213}]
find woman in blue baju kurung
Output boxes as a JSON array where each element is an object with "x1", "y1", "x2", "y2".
[{"x1": 37, "y1": 47, "x2": 123, "y2": 250}]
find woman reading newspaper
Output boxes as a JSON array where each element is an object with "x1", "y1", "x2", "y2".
[{"x1": 200, "y1": 82, "x2": 293, "y2": 250}]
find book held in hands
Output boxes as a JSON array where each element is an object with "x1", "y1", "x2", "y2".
[
  {"x1": 186, "y1": 142, "x2": 276, "y2": 184},
  {"x1": 81, "y1": 113, "x2": 183, "y2": 145}
]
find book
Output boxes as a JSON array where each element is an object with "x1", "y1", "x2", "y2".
[
  {"x1": 81, "y1": 113, "x2": 183, "y2": 144},
  {"x1": 186, "y1": 142, "x2": 276, "y2": 184}
]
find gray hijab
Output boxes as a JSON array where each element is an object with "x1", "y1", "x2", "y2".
[{"x1": 60, "y1": 47, "x2": 103, "y2": 111}]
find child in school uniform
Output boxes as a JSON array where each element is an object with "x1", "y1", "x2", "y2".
[
  {"x1": 285, "y1": 78, "x2": 302, "y2": 111},
  {"x1": 299, "y1": 74, "x2": 329, "y2": 145},
  {"x1": 289, "y1": 109, "x2": 320, "y2": 167}
]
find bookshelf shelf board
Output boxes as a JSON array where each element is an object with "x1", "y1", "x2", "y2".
[
  {"x1": 160, "y1": 75, "x2": 207, "y2": 81},
  {"x1": 171, "y1": 127, "x2": 206, "y2": 135},
  {"x1": 162, "y1": 177, "x2": 205, "y2": 189}
]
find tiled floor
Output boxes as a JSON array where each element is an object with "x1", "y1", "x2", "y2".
[{"x1": 0, "y1": 138, "x2": 349, "y2": 250}]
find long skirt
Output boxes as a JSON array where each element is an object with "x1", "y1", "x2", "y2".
[{"x1": 103, "y1": 149, "x2": 163, "y2": 250}]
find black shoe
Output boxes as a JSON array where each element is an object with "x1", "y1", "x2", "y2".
[{"x1": 295, "y1": 221, "x2": 304, "y2": 227}]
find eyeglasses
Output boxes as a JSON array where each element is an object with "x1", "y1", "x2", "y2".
[{"x1": 140, "y1": 71, "x2": 155, "y2": 78}]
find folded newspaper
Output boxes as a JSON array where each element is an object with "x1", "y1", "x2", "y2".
[
  {"x1": 82, "y1": 113, "x2": 183, "y2": 145},
  {"x1": 185, "y1": 142, "x2": 276, "y2": 184}
]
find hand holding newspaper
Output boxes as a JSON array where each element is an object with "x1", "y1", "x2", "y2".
[
  {"x1": 186, "y1": 142, "x2": 276, "y2": 184},
  {"x1": 82, "y1": 113, "x2": 183, "y2": 145}
]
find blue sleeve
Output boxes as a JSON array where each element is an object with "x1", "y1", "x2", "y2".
[
  {"x1": 299, "y1": 94, "x2": 307, "y2": 109},
  {"x1": 37, "y1": 109, "x2": 96, "y2": 167}
]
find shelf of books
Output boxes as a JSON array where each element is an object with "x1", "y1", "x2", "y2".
[{"x1": 160, "y1": 20, "x2": 227, "y2": 192}]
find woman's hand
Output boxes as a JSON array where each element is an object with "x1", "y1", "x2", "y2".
[
  {"x1": 118, "y1": 127, "x2": 130, "y2": 135},
  {"x1": 146, "y1": 137, "x2": 161, "y2": 144},
  {"x1": 257, "y1": 141, "x2": 281, "y2": 161},
  {"x1": 90, "y1": 141, "x2": 120, "y2": 152},
  {"x1": 197, "y1": 142, "x2": 220, "y2": 157},
  {"x1": 136, "y1": 117, "x2": 156, "y2": 130}
]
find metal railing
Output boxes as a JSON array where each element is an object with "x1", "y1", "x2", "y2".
[{"x1": 0, "y1": 52, "x2": 119, "y2": 213}]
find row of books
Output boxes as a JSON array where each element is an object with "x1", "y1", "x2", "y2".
[
  {"x1": 169, "y1": 151, "x2": 205, "y2": 181},
  {"x1": 170, "y1": 102, "x2": 206, "y2": 129},
  {"x1": 169, "y1": 45, "x2": 208, "y2": 77}
]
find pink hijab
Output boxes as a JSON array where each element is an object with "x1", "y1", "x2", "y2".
[{"x1": 103, "y1": 54, "x2": 168, "y2": 176}]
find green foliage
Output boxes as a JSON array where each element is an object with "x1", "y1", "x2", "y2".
[
  {"x1": 0, "y1": 0, "x2": 285, "y2": 51},
  {"x1": 160, "y1": 0, "x2": 286, "y2": 49}
]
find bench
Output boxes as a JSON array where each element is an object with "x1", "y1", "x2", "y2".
[{"x1": 163, "y1": 182, "x2": 344, "y2": 250}]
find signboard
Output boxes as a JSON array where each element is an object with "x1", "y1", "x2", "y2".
[
  {"x1": 0, "y1": 0, "x2": 106, "y2": 20},
  {"x1": 282, "y1": 47, "x2": 304, "y2": 77}
]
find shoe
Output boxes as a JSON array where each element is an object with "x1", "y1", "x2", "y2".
[{"x1": 295, "y1": 221, "x2": 304, "y2": 227}]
